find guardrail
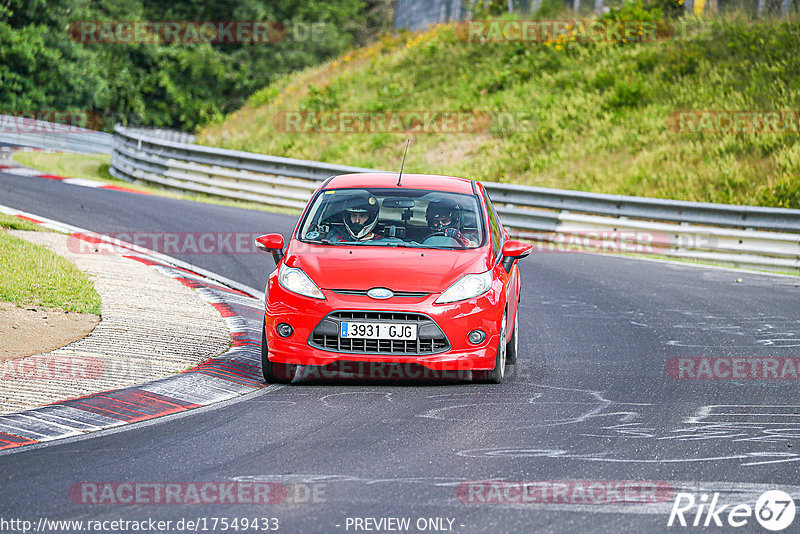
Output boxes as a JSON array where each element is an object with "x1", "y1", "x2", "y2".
[
  {"x1": 110, "y1": 125, "x2": 800, "y2": 273},
  {"x1": 111, "y1": 126, "x2": 382, "y2": 210},
  {"x1": 0, "y1": 115, "x2": 113, "y2": 154}
]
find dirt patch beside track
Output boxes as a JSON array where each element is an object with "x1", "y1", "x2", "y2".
[{"x1": 0, "y1": 302, "x2": 99, "y2": 359}]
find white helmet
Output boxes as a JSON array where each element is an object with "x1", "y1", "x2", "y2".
[{"x1": 343, "y1": 192, "x2": 379, "y2": 240}]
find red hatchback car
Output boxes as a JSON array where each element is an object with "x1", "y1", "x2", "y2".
[{"x1": 255, "y1": 173, "x2": 532, "y2": 384}]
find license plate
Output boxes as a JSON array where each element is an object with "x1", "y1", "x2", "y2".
[{"x1": 340, "y1": 322, "x2": 417, "y2": 340}]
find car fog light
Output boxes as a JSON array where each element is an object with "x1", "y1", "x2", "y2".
[
  {"x1": 468, "y1": 330, "x2": 486, "y2": 344},
  {"x1": 277, "y1": 323, "x2": 294, "y2": 337}
]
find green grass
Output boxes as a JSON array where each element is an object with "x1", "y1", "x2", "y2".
[
  {"x1": 11, "y1": 152, "x2": 116, "y2": 183},
  {"x1": 0, "y1": 213, "x2": 42, "y2": 232},
  {"x1": 0, "y1": 229, "x2": 102, "y2": 314},
  {"x1": 198, "y1": 8, "x2": 800, "y2": 208},
  {"x1": 11, "y1": 152, "x2": 300, "y2": 215}
]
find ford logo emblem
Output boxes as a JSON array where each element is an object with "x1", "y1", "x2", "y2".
[{"x1": 367, "y1": 288, "x2": 393, "y2": 299}]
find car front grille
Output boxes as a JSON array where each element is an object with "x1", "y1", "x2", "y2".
[
  {"x1": 309, "y1": 311, "x2": 449, "y2": 355},
  {"x1": 330, "y1": 289, "x2": 430, "y2": 298}
]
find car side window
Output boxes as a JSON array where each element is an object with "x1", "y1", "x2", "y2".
[{"x1": 484, "y1": 191, "x2": 504, "y2": 260}]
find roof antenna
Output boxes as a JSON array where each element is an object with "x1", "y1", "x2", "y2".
[{"x1": 397, "y1": 138, "x2": 410, "y2": 186}]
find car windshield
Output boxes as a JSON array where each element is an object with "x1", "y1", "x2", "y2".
[{"x1": 298, "y1": 188, "x2": 485, "y2": 250}]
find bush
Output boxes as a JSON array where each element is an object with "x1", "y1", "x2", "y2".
[
  {"x1": 764, "y1": 177, "x2": 800, "y2": 209},
  {"x1": 0, "y1": 0, "x2": 389, "y2": 132}
]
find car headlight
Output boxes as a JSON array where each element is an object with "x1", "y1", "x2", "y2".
[
  {"x1": 278, "y1": 264, "x2": 325, "y2": 300},
  {"x1": 435, "y1": 270, "x2": 492, "y2": 304}
]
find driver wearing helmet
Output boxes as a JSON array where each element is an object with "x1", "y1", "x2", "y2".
[
  {"x1": 425, "y1": 198, "x2": 476, "y2": 247},
  {"x1": 327, "y1": 191, "x2": 381, "y2": 242}
]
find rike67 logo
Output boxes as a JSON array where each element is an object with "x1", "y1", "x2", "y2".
[{"x1": 668, "y1": 490, "x2": 796, "y2": 531}]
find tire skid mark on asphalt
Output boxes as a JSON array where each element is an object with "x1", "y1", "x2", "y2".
[
  {"x1": 319, "y1": 391, "x2": 395, "y2": 407},
  {"x1": 534, "y1": 296, "x2": 800, "y2": 348},
  {"x1": 627, "y1": 309, "x2": 800, "y2": 348},
  {"x1": 0, "y1": 209, "x2": 269, "y2": 452},
  {"x1": 424, "y1": 385, "x2": 800, "y2": 467},
  {"x1": 419, "y1": 384, "x2": 622, "y2": 427}
]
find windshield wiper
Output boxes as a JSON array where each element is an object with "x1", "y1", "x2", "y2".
[
  {"x1": 348, "y1": 240, "x2": 403, "y2": 246},
  {"x1": 303, "y1": 238, "x2": 343, "y2": 245},
  {"x1": 410, "y1": 245, "x2": 458, "y2": 250}
]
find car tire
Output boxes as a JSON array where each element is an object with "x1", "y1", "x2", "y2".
[
  {"x1": 261, "y1": 323, "x2": 296, "y2": 384},
  {"x1": 505, "y1": 310, "x2": 518, "y2": 365},
  {"x1": 473, "y1": 311, "x2": 507, "y2": 384}
]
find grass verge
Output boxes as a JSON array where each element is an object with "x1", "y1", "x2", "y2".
[
  {"x1": 0, "y1": 220, "x2": 102, "y2": 314},
  {"x1": 199, "y1": 7, "x2": 800, "y2": 208},
  {"x1": 0, "y1": 213, "x2": 42, "y2": 232}
]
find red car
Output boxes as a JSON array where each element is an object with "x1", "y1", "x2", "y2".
[{"x1": 255, "y1": 173, "x2": 532, "y2": 384}]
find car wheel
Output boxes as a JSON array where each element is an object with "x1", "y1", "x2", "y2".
[
  {"x1": 473, "y1": 311, "x2": 507, "y2": 384},
  {"x1": 506, "y1": 311, "x2": 518, "y2": 365},
  {"x1": 261, "y1": 323, "x2": 296, "y2": 384}
]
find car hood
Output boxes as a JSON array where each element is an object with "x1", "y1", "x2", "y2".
[{"x1": 284, "y1": 242, "x2": 491, "y2": 293}]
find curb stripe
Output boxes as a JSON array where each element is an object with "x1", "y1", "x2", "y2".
[
  {"x1": 0, "y1": 432, "x2": 38, "y2": 450},
  {"x1": 65, "y1": 390, "x2": 201, "y2": 422},
  {"x1": 210, "y1": 302, "x2": 236, "y2": 318},
  {"x1": 178, "y1": 277, "x2": 253, "y2": 297},
  {"x1": 0, "y1": 204, "x2": 270, "y2": 453},
  {"x1": 1, "y1": 161, "x2": 150, "y2": 195},
  {"x1": 15, "y1": 215, "x2": 44, "y2": 224},
  {"x1": 198, "y1": 362, "x2": 260, "y2": 379}
]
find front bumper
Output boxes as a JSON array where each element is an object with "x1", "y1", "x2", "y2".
[{"x1": 264, "y1": 276, "x2": 504, "y2": 371}]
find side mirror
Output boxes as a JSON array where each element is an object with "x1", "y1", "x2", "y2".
[
  {"x1": 255, "y1": 233, "x2": 285, "y2": 265},
  {"x1": 501, "y1": 240, "x2": 533, "y2": 273}
]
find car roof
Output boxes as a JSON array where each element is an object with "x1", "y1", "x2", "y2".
[{"x1": 324, "y1": 173, "x2": 477, "y2": 195}]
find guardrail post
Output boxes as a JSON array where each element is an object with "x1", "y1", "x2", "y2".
[{"x1": 594, "y1": 0, "x2": 604, "y2": 13}]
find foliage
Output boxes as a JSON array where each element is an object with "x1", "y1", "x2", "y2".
[
  {"x1": 600, "y1": 0, "x2": 665, "y2": 23},
  {"x1": 199, "y1": 12, "x2": 800, "y2": 208},
  {"x1": 0, "y1": 0, "x2": 391, "y2": 131}
]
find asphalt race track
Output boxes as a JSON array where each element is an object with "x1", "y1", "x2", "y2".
[{"x1": 2, "y1": 171, "x2": 800, "y2": 533}]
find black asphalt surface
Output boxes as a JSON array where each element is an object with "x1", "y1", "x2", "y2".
[{"x1": 1, "y1": 172, "x2": 800, "y2": 533}]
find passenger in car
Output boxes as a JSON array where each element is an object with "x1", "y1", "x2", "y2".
[{"x1": 425, "y1": 198, "x2": 478, "y2": 247}]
